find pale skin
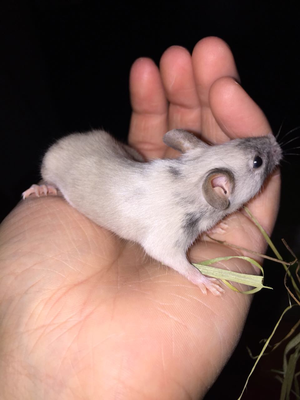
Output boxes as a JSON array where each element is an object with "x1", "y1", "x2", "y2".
[{"x1": 0, "y1": 37, "x2": 280, "y2": 399}]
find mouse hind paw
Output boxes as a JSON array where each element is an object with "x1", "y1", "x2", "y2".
[
  {"x1": 22, "y1": 184, "x2": 58, "y2": 199},
  {"x1": 189, "y1": 272, "x2": 224, "y2": 296}
]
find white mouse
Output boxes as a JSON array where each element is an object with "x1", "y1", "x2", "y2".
[{"x1": 22, "y1": 129, "x2": 282, "y2": 295}]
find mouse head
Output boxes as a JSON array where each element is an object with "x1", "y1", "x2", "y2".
[
  {"x1": 163, "y1": 129, "x2": 282, "y2": 211},
  {"x1": 163, "y1": 129, "x2": 235, "y2": 210}
]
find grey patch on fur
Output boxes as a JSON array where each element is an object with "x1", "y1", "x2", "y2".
[
  {"x1": 168, "y1": 166, "x2": 181, "y2": 178},
  {"x1": 261, "y1": 154, "x2": 272, "y2": 181},
  {"x1": 236, "y1": 137, "x2": 270, "y2": 161},
  {"x1": 182, "y1": 212, "x2": 203, "y2": 244},
  {"x1": 235, "y1": 136, "x2": 270, "y2": 152},
  {"x1": 122, "y1": 145, "x2": 145, "y2": 162},
  {"x1": 236, "y1": 135, "x2": 278, "y2": 181},
  {"x1": 175, "y1": 192, "x2": 197, "y2": 207}
]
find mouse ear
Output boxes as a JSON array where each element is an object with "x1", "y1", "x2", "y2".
[
  {"x1": 202, "y1": 168, "x2": 235, "y2": 210},
  {"x1": 163, "y1": 129, "x2": 206, "y2": 153}
]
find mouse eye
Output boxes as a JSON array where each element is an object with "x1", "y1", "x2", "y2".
[{"x1": 253, "y1": 155, "x2": 263, "y2": 168}]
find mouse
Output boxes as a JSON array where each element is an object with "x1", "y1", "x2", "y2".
[{"x1": 22, "y1": 129, "x2": 282, "y2": 296}]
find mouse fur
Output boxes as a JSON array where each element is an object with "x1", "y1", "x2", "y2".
[{"x1": 27, "y1": 129, "x2": 282, "y2": 295}]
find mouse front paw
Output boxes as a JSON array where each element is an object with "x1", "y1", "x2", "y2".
[
  {"x1": 22, "y1": 184, "x2": 58, "y2": 199},
  {"x1": 207, "y1": 221, "x2": 228, "y2": 235}
]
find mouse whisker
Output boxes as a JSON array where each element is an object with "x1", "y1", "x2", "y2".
[
  {"x1": 283, "y1": 147, "x2": 300, "y2": 155},
  {"x1": 280, "y1": 135, "x2": 300, "y2": 149},
  {"x1": 275, "y1": 117, "x2": 287, "y2": 139},
  {"x1": 283, "y1": 152, "x2": 300, "y2": 157},
  {"x1": 278, "y1": 126, "x2": 300, "y2": 145},
  {"x1": 280, "y1": 158, "x2": 292, "y2": 166}
]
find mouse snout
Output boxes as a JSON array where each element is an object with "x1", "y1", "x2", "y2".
[{"x1": 272, "y1": 142, "x2": 282, "y2": 165}]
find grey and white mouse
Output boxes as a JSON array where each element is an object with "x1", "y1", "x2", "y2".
[{"x1": 22, "y1": 129, "x2": 282, "y2": 295}]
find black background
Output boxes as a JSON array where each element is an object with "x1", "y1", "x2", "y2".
[{"x1": 1, "y1": 1, "x2": 300, "y2": 398}]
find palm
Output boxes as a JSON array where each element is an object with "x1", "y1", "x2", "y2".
[{"x1": 0, "y1": 38, "x2": 280, "y2": 399}]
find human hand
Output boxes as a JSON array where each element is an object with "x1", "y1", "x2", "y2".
[{"x1": 0, "y1": 37, "x2": 280, "y2": 399}]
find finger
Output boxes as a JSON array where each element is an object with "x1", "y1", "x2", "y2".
[
  {"x1": 208, "y1": 76, "x2": 280, "y2": 233},
  {"x1": 209, "y1": 77, "x2": 272, "y2": 141},
  {"x1": 160, "y1": 46, "x2": 202, "y2": 133},
  {"x1": 129, "y1": 58, "x2": 168, "y2": 159},
  {"x1": 192, "y1": 37, "x2": 240, "y2": 143}
]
